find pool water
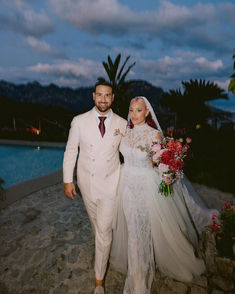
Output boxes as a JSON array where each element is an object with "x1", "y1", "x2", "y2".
[{"x1": 0, "y1": 145, "x2": 65, "y2": 188}]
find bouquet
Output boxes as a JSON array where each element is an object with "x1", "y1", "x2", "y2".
[{"x1": 151, "y1": 137, "x2": 192, "y2": 197}]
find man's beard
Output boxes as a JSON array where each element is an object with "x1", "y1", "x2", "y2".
[{"x1": 96, "y1": 103, "x2": 111, "y2": 113}]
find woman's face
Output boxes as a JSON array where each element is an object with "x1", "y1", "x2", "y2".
[{"x1": 129, "y1": 100, "x2": 149, "y2": 126}]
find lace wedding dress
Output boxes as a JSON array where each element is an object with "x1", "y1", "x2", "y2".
[{"x1": 111, "y1": 123, "x2": 213, "y2": 294}]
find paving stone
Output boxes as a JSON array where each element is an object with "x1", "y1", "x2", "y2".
[
  {"x1": 158, "y1": 278, "x2": 188, "y2": 294},
  {"x1": 0, "y1": 182, "x2": 234, "y2": 294},
  {"x1": 210, "y1": 276, "x2": 234, "y2": 292},
  {"x1": 190, "y1": 274, "x2": 207, "y2": 288},
  {"x1": 0, "y1": 282, "x2": 8, "y2": 294},
  {"x1": 67, "y1": 247, "x2": 80, "y2": 264},
  {"x1": 211, "y1": 290, "x2": 225, "y2": 294},
  {"x1": 52, "y1": 283, "x2": 69, "y2": 294},
  {"x1": 190, "y1": 285, "x2": 208, "y2": 294}
]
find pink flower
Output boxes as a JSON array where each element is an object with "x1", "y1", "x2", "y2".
[
  {"x1": 225, "y1": 201, "x2": 230, "y2": 207},
  {"x1": 154, "y1": 149, "x2": 166, "y2": 160},
  {"x1": 211, "y1": 212, "x2": 217, "y2": 219},
  {"x1": 158, "y1": 163, "x2": 169, "y2": 172},
  {"x1": 182, "y1": 144, "x2": 190, "y2": 152},
  {"x1": 178, "y1": 138, "x2": 183, "y2": 142},
  {"x1": 162, "y1": 173, "x2": 173, "y2": 185},
  {"x1": 152, "y1": 143, "x2": 161, "y2": 152},
  {"x1": 186, "y1": 137, "x2": 192, "y2": 143},
  {"x1": 153, "y1": 153, "x2": 160, "y2": 162}
]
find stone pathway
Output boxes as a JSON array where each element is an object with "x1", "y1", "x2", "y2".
[
  {"x1": 0, "y1": 184, "x2": 124, "y2": 294},
  {"x1": 0, "y1": 183, "x2": 234, "y2": 294}
]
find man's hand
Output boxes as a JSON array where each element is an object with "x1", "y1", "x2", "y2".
[{"x1": 64, "y1": 182, "x2": 77, "y2": 199}]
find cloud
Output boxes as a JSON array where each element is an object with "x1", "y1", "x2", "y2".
[
  {"x1": 0, "y1": 51, "x2": 229, "y2": 91},
  {"x1": 49, "y1": 0, "x2": 195, "y2": 35},
  {"x1": 27, "y1": 58, "x2": 104, "y2": 86},
  {"x1": 172, "y1": 50, "x2": 198, "y2": 59},
  {"x1": 0, "y1": 1, "x2": 55, "y2": 37},
  {"x1": 85, "y1": 40, "x2": 112, "y2": 51},
  {"x1": 25, "y1": 36, "x2": 66, "y2": 58},
  {"x1": 214, "y1": 79, "x2": 230, "y2": 91},
  {"x1": 49, "y1": 0, "x2": 235, "y2": 52},
  {"x1": 49, "y1": 0, "x2": 137, "y2": 36},
  {"x1": 123, "y1": 40, "x2": 146, "y2": 50},
  {"x1": 0, "y1": 65, "x2": 32, "y2": 84},
  {"x1": 195, "y1": 57, "x2": 223, "y2": 72},
  {"x1": 136, "y1": 54, "x2": 226, "y2": 90},
  {"x1": 139, "y1": 55, "x2": 223, "y2": 76}
]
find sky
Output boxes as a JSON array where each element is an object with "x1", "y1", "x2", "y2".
[{"x1": 0, "y1": 0, "x2": 235, "y2": 112}]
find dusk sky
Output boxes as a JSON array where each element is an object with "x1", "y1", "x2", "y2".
[{"x1": 1, "y1": 0, "x2": 235, "y2": 111}]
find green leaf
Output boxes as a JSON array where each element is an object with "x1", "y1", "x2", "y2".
[{"x1": 228, "y1": 78, "x2": 235, "y2": 94}]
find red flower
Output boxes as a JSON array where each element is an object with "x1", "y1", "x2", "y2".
[
  {"x1": 167, "y1": 140, "x2": 182, "y2": 153},
  {"x1": 169, "y1": 159, "x2": 183, "y2": 171},
  {"x1": 161, "y1": 150, "x2": 174, "y2": 164}
]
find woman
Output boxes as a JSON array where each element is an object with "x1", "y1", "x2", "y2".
[{"x1": 110, "y1": 97, "x2": 214, "y2": 294}]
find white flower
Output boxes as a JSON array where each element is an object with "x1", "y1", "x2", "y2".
[
  {"x1": 159, "y1": 163, "x2": 169, "y2": 172},
  {"x1": 114, "y1": 128, "x2": 120, "y2": 136}
]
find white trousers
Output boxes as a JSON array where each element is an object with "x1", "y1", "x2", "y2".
[{"x1": 83, "y1": 195, "x2": 115, "y2": 280}]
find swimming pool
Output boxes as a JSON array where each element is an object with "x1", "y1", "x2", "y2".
[{"x1": 0, "y1": 144, "x2": 65, "y2": 188}]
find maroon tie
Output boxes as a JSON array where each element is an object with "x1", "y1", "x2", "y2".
[{"x1": 98, "y1": 116, "x2": 107, "y2": 137}]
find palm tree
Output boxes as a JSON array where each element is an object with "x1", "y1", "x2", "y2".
[
  {"x1": 98, "y1": 54, "x2": 136, "y2": 118},
  {"x1": 161, "y1": 79, "x2": 228, "y2": 130},
  {"x1": 228, "y1": 53, "x2": 235, "y2": 94}
]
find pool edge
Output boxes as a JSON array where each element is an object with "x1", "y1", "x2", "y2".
[
  {"x1": 0, "y1": 169, "x2": 63, "y2": 210},
  {"x1": 0, "y1": 139, "x2": 66, "y2": 148}
]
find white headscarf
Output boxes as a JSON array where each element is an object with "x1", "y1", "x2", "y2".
[{"x1": 128, "y1": 96, "x2": 164, "y2": 136}]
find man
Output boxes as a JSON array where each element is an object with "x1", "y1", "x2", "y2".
[{"x1": 63, "y1": 81, "x2": 127, "y2": 294}]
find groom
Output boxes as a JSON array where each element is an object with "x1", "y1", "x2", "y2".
[{"x1": 63, "y1": 80, "x2": 127, "y2": 294}]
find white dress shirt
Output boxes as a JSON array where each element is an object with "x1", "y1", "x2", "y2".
[{"x1": 93, "y1": 107, "x2": 112, "y2": 129}]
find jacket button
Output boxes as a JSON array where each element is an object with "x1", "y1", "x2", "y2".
[
  {"x1": 91, "y1": 174, "x2": 94, "y2": 177},
  {"x1": 92, "y1": 159, "x2": 95, "y2": 162}
]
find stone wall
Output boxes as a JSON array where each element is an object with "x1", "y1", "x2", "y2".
[{"x1": 150, "y1": 227, "x2": 234, "y2": 294}]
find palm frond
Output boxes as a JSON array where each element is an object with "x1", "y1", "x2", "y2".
[{"x1": 117, "y1": 56, "x2": 130, "y2": 81}]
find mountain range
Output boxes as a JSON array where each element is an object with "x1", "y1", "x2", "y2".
[{"x1": 0, "y1": 80, "x2": 166, "y2": 115}]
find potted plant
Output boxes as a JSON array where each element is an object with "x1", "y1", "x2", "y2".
[{"x1": 212, "y1": 201, "x2": 235, "y2": 259}]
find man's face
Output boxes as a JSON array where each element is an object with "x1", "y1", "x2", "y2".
[{"x1": 93, "y1": 85, "x2": 114, "y2": 114}]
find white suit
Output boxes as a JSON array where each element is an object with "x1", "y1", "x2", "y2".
[{"x1": 63, "y1": 107, "x2": 127, "y2": 279}]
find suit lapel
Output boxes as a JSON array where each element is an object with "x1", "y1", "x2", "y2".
[{"x1": 87, "y1": 110, "x2": 103, "y2": 144}]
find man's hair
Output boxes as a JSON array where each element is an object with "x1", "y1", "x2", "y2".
[{"x1": 94, "y1": 79, "x2": 113, "y2": 92}]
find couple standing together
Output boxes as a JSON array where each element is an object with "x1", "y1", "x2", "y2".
[{"x1": 63, "y1": 81, "x2": 213, "y2": 294}]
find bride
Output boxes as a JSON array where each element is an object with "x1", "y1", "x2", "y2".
[{"x1": 110, "y1": 96, "x2": 215, "y2": 294}]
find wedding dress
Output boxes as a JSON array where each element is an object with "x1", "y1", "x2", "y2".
[{"x1": 111, "y1": 123, "x2": 213, "y2": 294}]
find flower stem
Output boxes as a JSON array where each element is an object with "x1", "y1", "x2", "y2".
[{"x1": 168, "y1": 184, "x2": 171, "y2": 197}]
